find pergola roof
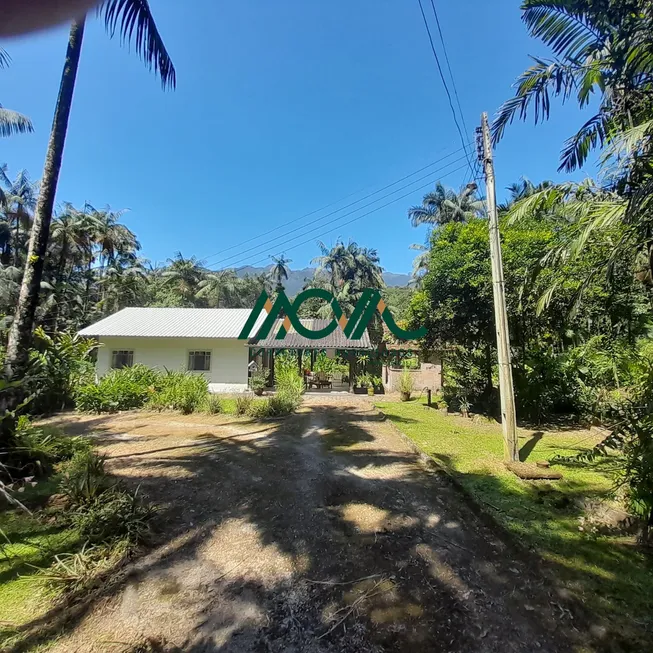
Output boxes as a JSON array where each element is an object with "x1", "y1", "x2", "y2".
[{"x1": 250, "y1": 319, "x2": 373, "y2": 350}]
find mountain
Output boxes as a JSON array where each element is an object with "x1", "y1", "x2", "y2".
[{"x1": 235, "y1": 266, "x2": 411, "y2": 295}]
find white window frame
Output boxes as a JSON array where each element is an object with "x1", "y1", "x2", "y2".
[
  {"x1": 188, "y1": 350, "x2": 211, "y2": 372},
  {"x1": 111, "y1": 350, "x2": 134, "y2": 369}
]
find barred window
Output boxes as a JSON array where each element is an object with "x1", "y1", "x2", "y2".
[
  {"x1": 111, "y1": 350, "x2": 134, "y2": 369},
  {"x1": 188, "y1": 350, "x2": 211, "y2": 372}
]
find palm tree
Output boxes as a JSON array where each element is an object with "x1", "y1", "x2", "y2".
[
  {"x1": 0, "y1": 168, "x2": 38, "y2": 266},
  {"x1": 312, "y1": 240, "x2": 384, "y2": 303},
  {"x1": 270, "y1": 255, "x2": 292, "y2": 292},
  {"x1": 161, "y1": 253, "x2": 205, "y2": 307},
  {"x1": 100, "y1": 259, "x2": 149, "y2": 315},
  {"x1": 3, "y1": 1, "x2": 175, "y2": 381},
  {"x1": 92, "y1": 206, "x2": 139, "y2": 276},
  {"x1": 492, "y1": 0, "x2": 653, "y2": 172},
  {"x1": 409, "y1": 243, "x2": 429, "y2": 286},
  {"x1": 0, "y1": 50, "x2": 33, "y2": 138},
  {"x1": 196, "y1": 269, "x2": 238, "y2": 307},
  {"x1": 408, "y1": 182, "x2": 485, "y2": 227}
]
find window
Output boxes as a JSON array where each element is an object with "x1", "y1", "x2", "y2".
[
  {"x1": 188, "y1": 350, "x2": 211, "y2": 372},
  {"x1": 111, "y1": 350, "x2": 134, "y2": 369}
]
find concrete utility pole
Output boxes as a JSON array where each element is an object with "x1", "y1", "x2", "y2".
[{"x1": 479, "y1": 112, "x2": 519, "y2": 462}]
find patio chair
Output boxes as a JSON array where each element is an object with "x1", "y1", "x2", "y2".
[{"x1": 315, "y1": 371, "x2": 332, "y2": 388}]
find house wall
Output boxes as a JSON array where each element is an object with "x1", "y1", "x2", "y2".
[
  {"x1": 383, "y1": 360, "x2": 442, "y2": 393},
  {"x1": 96, "y1": 337, "x2": 250, "y2": 393}
]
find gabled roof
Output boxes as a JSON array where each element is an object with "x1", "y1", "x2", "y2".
[
  {"x1": 251, "y1": 319, "x2": 372, "y2": 350},
  {"x1": 78, "y1": 307, "x2": 266, "y2": 339}
]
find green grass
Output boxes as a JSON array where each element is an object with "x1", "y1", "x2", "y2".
[
  {"x1": 0, "y1": 479, "x2": 83, "y2": 641},
  {"x1": 377, "y1": 400, "x2": 653, "y2": 647}
]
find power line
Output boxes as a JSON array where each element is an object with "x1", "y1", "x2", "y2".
[
  {"x1": 201, "y1": 144, "x2": 472, "y2": 265},
  {"x1": 208, "y1": 153, "x2": 470, "y2": 270},
  {"x1": 428, "y1": 0, "x2": 472, "y2": 149},
  {"x1": 416, "y1": 0, "x2": 476, "y2": 180},
  {"x1": 217, "y1": 162, "x2": 470, "y2": 272}
]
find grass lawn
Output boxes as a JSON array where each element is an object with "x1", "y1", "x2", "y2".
[
  {"x1": 377, "y1": 399, "x2": 653, "y2": 647},
  {"x1": 0, "y1": 478, "x2": 83, "y2": 645}
]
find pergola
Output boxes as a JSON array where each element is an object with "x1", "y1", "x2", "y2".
[{"x1": 248, "y1": 318, "x2": 374, "y2": 392}]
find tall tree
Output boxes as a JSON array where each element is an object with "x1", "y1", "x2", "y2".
[
  {"x1": 161, "y1": 253, "x2": 204, "y2": 307},
  {"x1": 0, "y1": 50, "x2": 33, "y2": 138},
  {"x1": 3, "y1": 1, "x2": 175, "y2": 381},
  {"x1": 408, "y1": 182, "x2": 485, "y2": 227},
  {"x1": 270, "y1": 255, "x2": 292, "y2": 292},
  {"x1": 0, "y1": 168, "x2": 37, "y2": 266}
]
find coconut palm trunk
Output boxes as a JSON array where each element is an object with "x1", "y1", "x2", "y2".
[{"x1": 3, "y1": 18, "x2": 85, "y2": 380}]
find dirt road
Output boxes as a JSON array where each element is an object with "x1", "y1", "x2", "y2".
[{"x1": 40, "y1": 399, "x2": 582, "y2": 652}]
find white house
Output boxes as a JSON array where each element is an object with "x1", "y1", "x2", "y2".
[
  {"x1": 78, "y1": 307, "x2": 374, "y2": 393},
  {"x1": 78, "y1": 307, "x2": 266, "y2": 393}
]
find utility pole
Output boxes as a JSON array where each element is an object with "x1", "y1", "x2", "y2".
[{"x1": 478, "y1": 112, "x2": 519, "y2": 462}]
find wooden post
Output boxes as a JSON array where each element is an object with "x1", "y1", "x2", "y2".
[
  {"x1": 480, "y1": 112, "x2": 518, "y2": 462},
  {"x1": 269, "y1": 350, "x2": 275, "y2": 388},
  {"x1": 348, "y1": 351, "x2": 355, "y2": 393}
]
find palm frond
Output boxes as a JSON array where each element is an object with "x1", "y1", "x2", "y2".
[
  {"x1": 100, "y1": 0, "x2": 176, "y2": 89},
  {"x1": 0, "y1": 107, "x2": 34, "y2": 137},
  {"x1": 492, "y1": 57, "x2": 578, "y2": 143},
  {"x1": 522, "y1": 1, "x2": 605, "y2": 62},
  {"x1": 558, "y1": 113, "x2": 607, "y2": 172},
  {"x1": 0, "y1": 49, "x2": 11, "y2": 69}
]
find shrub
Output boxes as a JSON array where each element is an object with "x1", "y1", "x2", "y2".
[
  {"x1": 202, "y1": 393, "x2": 223, "y2": 414},
  {"x1": 276, "y1": 365, "x2": 304, "y2": 402},
  {"x1": 235, "y1": 394, "x2": 253, "y2": 416},
  {"x1": 12, "y1": 416, "x2": 91, "y2": 475},
  {"x1": 75, "y1": 364, "x2": 158, "y2": 413},
  {"x1": 147, "y1": 370, "x2": 207, "y2": 414},
  {"x1": 250, "y1": 370, "x2": 269, "y2": 395},
  {"x1": 71, "y1": 487, "x2": 153, "y2": 544},
  {"x1": 27, "y1": 328, "x2": 97, "y2": 414},
  {"x1": 41, "y1": 541, "x2": 128, "y2": 591},
  {"x1": 398, "y1": 370, "x2": 414, "y2": 398},
  {"x1": 57, "y1": 449, "x2": 112, "y2": 505},
  {"x1": 268, "y1": 394, "x2": 297, "y2": 416},
  {"x1": 248, "y1": 398, "x2": 271, "y2": 418}
]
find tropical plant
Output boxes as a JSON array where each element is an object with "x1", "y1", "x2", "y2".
[
  {"x1": 161, "y1": 253, "x2": 205, "y2": 307},
  {"x1": 0, "y1": 50, "x2": 33, "y2": 138},
  {"x1": 250, "y1": 369, "x2": 269, "y2": 396},
  {"x1": 408, "y1": 182, "x2": 485, "y2": 227},
  {"x1": 270, "y1": 254, "x2": 292, "y2": 292},
  {"x1": 492, "y1": 0, "x2": 653, "y2": 173},
  {"x1": 398, "y1": 369, "x2": 414, "y2": 400},
  {"x1": 3, "y1": 0, "x2": 175, "y2": 389}
]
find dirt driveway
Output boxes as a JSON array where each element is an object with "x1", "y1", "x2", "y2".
[{"x1": 38, "y1": 398, "x2": 585, "y2": 652}]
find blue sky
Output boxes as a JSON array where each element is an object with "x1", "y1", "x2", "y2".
[{"x1": 1, "y1": 0, "x2": 594, "y2": 275}]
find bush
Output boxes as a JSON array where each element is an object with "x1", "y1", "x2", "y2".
[
  {"x1": 27, "y1": 328, "x2": 97, "y2": 414},
  {"x1": 71, "y1": 487, "x2": 153, "y2": 544},
  {"x1": 57, "y1": 449, "x2": 112, "y2": 505},
  {"x1": 268, "y1": 394, "x2": 297, "y2": 416},
  {"x1": 75, "y1": 364, "x2": 158, "y2": 413},
  {"x1": 398, "y1": 370, "x2": 414, "y2": 398},
  {"x1": 248, "y1": 398, "x2": 271, "y2": 418},
  {"x1": 202, "y1": 393, "x2": 223, "y2": 414},
  {"x1": 276, "y1": 365, "x2": 304, "y2": 409},
  {"x1": 235, "y1": 394, "x2": 253, "y2": 416},
  {"x1": 147, "y1": 370, "x2": 207, "y2": 414},
  {"x1": 250, "y1": 369, "x2": 269, "y2": 395},
  {"x1": 12, "y1": 416, "x2": 91, "y2": 476}
]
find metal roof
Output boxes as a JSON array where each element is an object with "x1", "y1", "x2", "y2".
[
  {"x1": 78, "y1": 307, "x2": 266, "y2": 339},
  {"x1": 252, "y1": 319, "x2": 373, "y2": 350}
]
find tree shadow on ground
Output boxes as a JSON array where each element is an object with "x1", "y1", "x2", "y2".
[{"x1": 11, "y1": 404, "x2": 608, "y2": 652}]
